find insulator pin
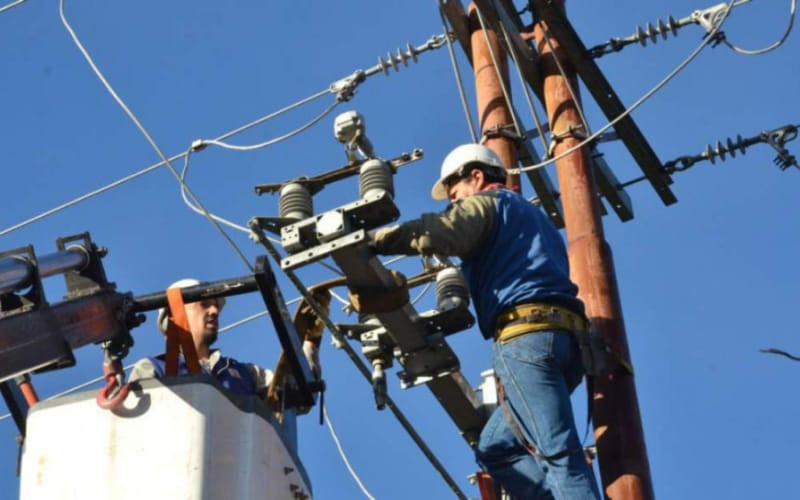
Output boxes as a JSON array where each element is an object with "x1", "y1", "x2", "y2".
[{"x1": 279, "y1": 182, "x2": 313, "y2": 221}]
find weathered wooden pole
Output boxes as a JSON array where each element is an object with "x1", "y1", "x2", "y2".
[
  {"x1": 531, "y1": 1, "x2": 655, "y2": 498},
  {"x1": 468, "y1": 3, "x2": 520, "y2": 192}
]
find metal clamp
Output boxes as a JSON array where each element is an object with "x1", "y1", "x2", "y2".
[{"x1": 547, "y1": 124, "x2": 588, "y2": 158}]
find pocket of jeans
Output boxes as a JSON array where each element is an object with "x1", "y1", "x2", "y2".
[{"x1": 498, "y1": 332, "x2": 554, "y2": 364}]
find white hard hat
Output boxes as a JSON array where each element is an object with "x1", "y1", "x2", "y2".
[
  {"x1": 156, "y1": 278, "x2": 225, "y2": 333},
  {"x1": 431, "y1": 144, "x2": 506, "y2": 200}
]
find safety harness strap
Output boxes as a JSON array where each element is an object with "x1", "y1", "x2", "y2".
[
  {"x1": 164, "y1": 287, "x2": 201, "y2": 376},
  {"x1": 495, "y1": 376, "x2": 583, "y2": 462}
]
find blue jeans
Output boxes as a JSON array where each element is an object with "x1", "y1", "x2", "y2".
[{"x1": 475, "y1": 330, "x2": 600, "y2": 499}]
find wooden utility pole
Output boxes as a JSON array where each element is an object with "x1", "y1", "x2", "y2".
[
  {"x1": 465, "y1": 0, "x2": 654, "y2": 496},
  {"x1": 468, "y1": 3, "x2": 520, "y2": 192},
  {"x1": 532, "y1": 1, "x2": 654, "y2": 498}
]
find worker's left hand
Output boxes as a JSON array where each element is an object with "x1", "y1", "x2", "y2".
[{"x1": 303, "y1": 339, "x2": 321, "y2": 380}]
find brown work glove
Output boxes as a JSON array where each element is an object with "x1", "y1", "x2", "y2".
[
  {"x1": 293, "y1": 288, "x2": 331, "y2": 343},
  {"x1": 347, "y1": 270, "x2": 409, "y2": 314}
]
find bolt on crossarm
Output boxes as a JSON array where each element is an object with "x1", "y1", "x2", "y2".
[{"x1": 531, "y1": 1, "x2": 654, "y2": 498}]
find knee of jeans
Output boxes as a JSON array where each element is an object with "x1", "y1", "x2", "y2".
[{"x1": 476, "y1": 426, "x2": 520, "y2": 467}]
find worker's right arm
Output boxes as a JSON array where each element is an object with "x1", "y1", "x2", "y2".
[{"x1": 371, "y1": 193, "x2": 496, "y2": 259}]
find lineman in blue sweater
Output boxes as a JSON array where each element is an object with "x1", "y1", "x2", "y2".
[{"x1": 371, "y1": 144, "x2": 600, "y2": 499}]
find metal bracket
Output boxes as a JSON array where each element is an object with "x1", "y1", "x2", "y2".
[
  {"x1": 56, "y1": 232, "x2": 113, "y2": 299},
  {"x1": 260, "y1": 190, "x2": 399, "y2": 255},
  {"x1": 591, "y1": 148, "x2": 634, "y2": 222},
  {"x1": 254, "y1": 149, "x2": 423, "y2": 196}
]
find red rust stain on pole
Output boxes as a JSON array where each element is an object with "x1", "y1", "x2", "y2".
[
  {"x1": 468, "y1": 3, "x2": 520, "y2": 193},
  {"x1": 531, "y1": 2, "x2": 654, "y2": 498}
]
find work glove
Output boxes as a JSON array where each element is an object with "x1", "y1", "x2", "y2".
[
  {"x1": 293, "y1": 289, "x2": 331, "y2": 342},
  {"x1": 348, "y1": 270, "x2": 409, "y2": 314},
  {"x1": 302, "y1": 339, "x2": 321, "y2": 380}
]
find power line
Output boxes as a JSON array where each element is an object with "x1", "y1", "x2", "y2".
[
  {"x1": 59, "y1": 0, "x2": 254, "y2": 271},
  {"x1": 724, "y1": 0, "x2": 796, "y2": 55},
  {"x1": 509, "y1": 0, "x2": 738, "y2": 176},
  {"x1": 0, "y1": 0, "x2": 26, "y2": 15},
  {"x1": 324, "y1": 407, "x2": 377, "y2": 500},
  {"x1": 177, "y1": 146, "x2": 346, "y2": 277},
  {"x1": 198, "y1": 101, "x2": 340, "y2": 152},
  {"x1": 438, "y1": 3, "x2": 478, "y2": 143}
]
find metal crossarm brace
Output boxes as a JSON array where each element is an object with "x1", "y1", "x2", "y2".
[
  {"x1": 518, "y1": 139, "x2": 564, "y2": 227},
  {"x1": 440, "y1": 0, "x2": 473, "y2": 60},
  {"x1": 591, "y1": 149, "x2": 633, "y2": 221},
  {"x1": 281, "y1": 229, "x2": 486, "y2": 444},
  {"x1": 330, "y1": 240, "x2": 485, "y2": 443},
  {"x1": 473, "y1": 0, "x2": 544, "y2": 100},
  {"x1": 529, "y1": 0, "x2": 677, "y2": 205}
]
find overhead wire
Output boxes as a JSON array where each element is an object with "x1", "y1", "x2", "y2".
[
  {"x1": 0, "y1": 366, "x2": 130, "y2": 424},
  {"x1": 497, "y1": 20, "x2": 549, "y2": 154},
  {"x1": 323, "y1": 407, "x2": 377, "y2": 500},
  {"x1": 0, "y1": 285, "x2": 351, "y2": 424},
  {"x1": 438, "y1": 2, "x2": 479, "y2": 143},
  {"x1": 537, "y1": 21, "x2": 592, "y2": 138},
  {"x1": 473, "y1": 5, "x2": 525, "y2": 140},
  {"x1": 177, "y1": 147, "x2": 346, "y2": 277},
  {"x1": 59, "y1": 0, "x2": 253, "y2": 271},
  {"x1": 723, "y1": 0, "x2": 796, "y2": 55},
  {"x1": 0, "y1": 71, "x2": 330, "y2": 240},
  {"x1": 0, "y1": 0, "x2": 26, "y2": 15},
  {"x1": 1, "y1": 31, "x2": 450, "y2": 238},
  {"x1": 250, "y1": 228, "x2": 468, "y2": 500},
  {"x1": 198, "y1": 101, "x2": 340, "y2": 152},
  {"x1": 411, "y1": 282, "x2": 433, "y2": 306},
  {"x1": 508, "y1": 0, "x2": 738, "y2": 175}
]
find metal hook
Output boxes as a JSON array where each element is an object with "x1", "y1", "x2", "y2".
[{"x1": 96, "y1": 373, "x2": 131, "y2": 410}]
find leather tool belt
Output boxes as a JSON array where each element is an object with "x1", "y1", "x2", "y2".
[{"x1": 494, "y1": 302, "x2": 589, "y2": 344}]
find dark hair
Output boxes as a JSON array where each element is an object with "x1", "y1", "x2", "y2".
[{"x1": 463, "y1": 162, "x2": 507, "y2": 185}]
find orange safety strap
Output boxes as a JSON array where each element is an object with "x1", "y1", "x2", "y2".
[{"x1": 164, "y1": 287, "x2": 202, "y2": 376}]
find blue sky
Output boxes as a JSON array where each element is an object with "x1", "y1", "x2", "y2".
[{"x1": 1, "y1": 1, "x2": 798, "y2": 498}]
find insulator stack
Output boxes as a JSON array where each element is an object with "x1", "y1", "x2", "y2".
[
  {"x1": 359, "y1": 159, "x2": 394, "y2": 200},
  {"x1": 703, "y1": 135, "x2": 747, "y2": 164},
  {"x1": 664, "y1": 133, "x2": 761, "y2": 173},
  {"x1": 278, "y1": 182, "x2": 313, "y2": 221},
  {"x1": 377, "y1": 43, "x2": 420, "y2": 75},
  {"x1": 634, "y1": 16, "x2": 681, "y2": 46},
  {"x1": 590, "y1": 14, "x2": 689, "y2": 58},
  {"x1": 435, "y1": 267, "x2": 469, "y2": 311}
]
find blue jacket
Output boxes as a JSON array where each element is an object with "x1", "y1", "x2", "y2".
[
  {"x1": 374, "y1": 187, "x2": 583, "y2": 338},
  {"x1": 461, "y1": 189, "x2": 582, "y2": 338}
]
